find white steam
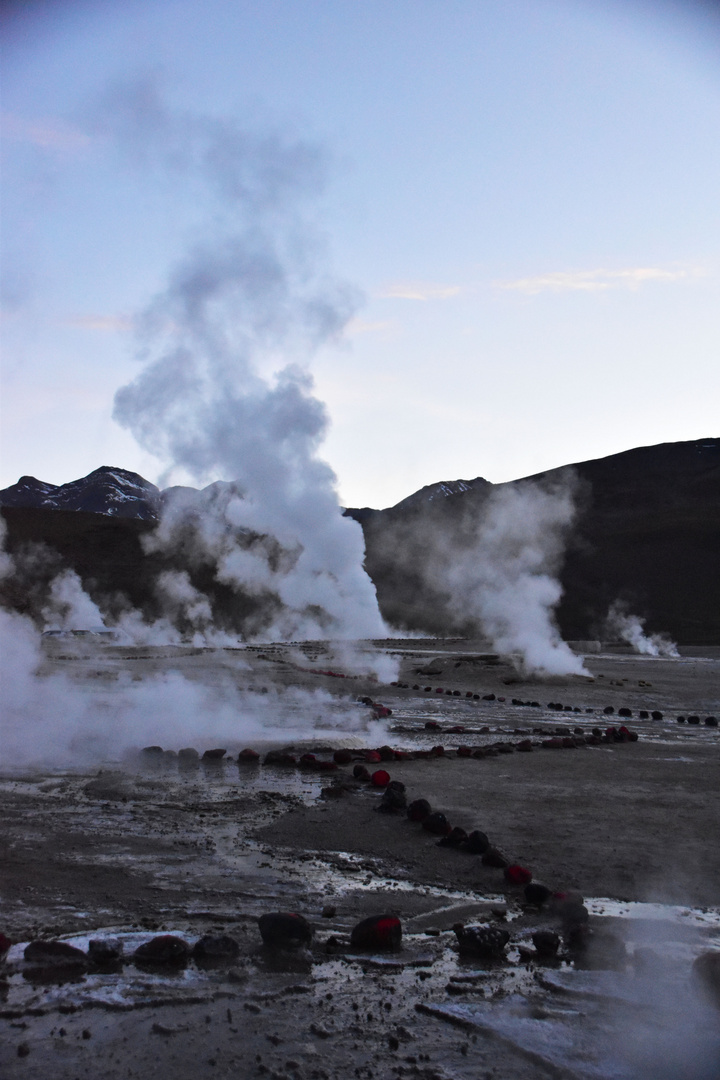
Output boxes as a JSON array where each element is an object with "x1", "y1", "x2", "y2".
[
  {"x1": 106, "y1": 80, "x2": 388, "y2": 650},
  {"x1": 605, "y1": 601, "x2": 680, "y2": 658},
  {"x1": 41, "y1": 569, "x2": 106, "y2": 631}
]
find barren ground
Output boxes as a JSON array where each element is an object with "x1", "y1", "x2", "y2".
[{"x1": 1, "y1": 639, "x2": 719, "y2": 1080}]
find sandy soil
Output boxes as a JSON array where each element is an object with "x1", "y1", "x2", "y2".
[{"x1": 1, "y1": 639, "x2": 719, "y2": 1079}]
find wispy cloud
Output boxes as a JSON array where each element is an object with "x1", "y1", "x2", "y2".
[
  {"x1": 1, "y1": 113, "x2": 91, "y2": 152},
  {"x1": 494, "y1": 266, "x2": 704, "y2": 295},
  {"x1": 344, "y1": 317, "x2": 396, "y2": 336},
  {"x1": 65, "y1": 315, "x2": 133, "y2": 332},
  {"x1": 377, "y1": 281, "x2": 463, "y2": 301}
]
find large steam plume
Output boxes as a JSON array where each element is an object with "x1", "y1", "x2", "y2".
[{"x1": 105, "y1": 79, "x2": 387, "y2": 644}]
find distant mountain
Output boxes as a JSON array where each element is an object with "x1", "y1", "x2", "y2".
[
  {"x1": 343, "y1": 438, "x2": 720, "y2": 645},
  {"x1": 0, "y1": 467, "x2": 161, "y2": 521},
  {"x1": 1, "y1": 439, "x2": 719, "y2": 643}
]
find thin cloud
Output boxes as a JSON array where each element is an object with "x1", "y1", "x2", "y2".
[
  {"x1": 65, "y1": 315, "x2": 133, "y2": 332},
  {"x1": 378, "y1": 281, "x2": 463, "y2": 301},
  {"x1": 1, "y1": 113, "x2": 91, "y2": 152},
  {"x1": 495, "y1": 266, "x2": 704, "y2": 295},
  {"x1": 344, "y1": 317, "x2": 396, "y2": 336}
]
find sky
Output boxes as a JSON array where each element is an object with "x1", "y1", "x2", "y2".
[{"x1": 2, "y1": 0, "x2": 719, "y2": 509}]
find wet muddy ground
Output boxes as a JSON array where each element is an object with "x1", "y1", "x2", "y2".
[{"x1": 2, "y1": 639, "x2": 719, "y2": 1078}]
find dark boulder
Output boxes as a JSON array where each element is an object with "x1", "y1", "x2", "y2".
[
  {"x1": 464, "y1": 829, "x2": 490, "y2": 854},
  {"x1": 133, "y1": 935, "x2": 190, "y2": 966},
  {"x1": 524, "y1": 882, "x2": 552, "y2": 906},
  {"x1": 202, "y1": 748, "x2": 227, "y2": 760},
  {"x1": 192, "y1": 934, "x2": 241, "y2": 963},
  {"x1": 350, "y1": 915, "x2": 402, "y2": 951},
  {"x1": 24, "y1": 940, "x2": 87, "y2": 966},
  {"x1": 407, "y1": 798, "x2": 432, "y2": 822},
  {"x1": 237, "y1": 748, "x2": 260, "y2": 763},
  {"x1": 437, "y1": 826, "x2": 468, "y2": 848},
  {"x1": 422, "y1": 812, "x2": 451, "y2": 836},
  {"x1": 258, "y1": 913, "x2": 313, "y2": 949},
  {"x1": 453, "y1": 923, "x2": 509, "y2": 959},
  {"x1": 481, "y1": 847, "x2": 509, "y2": 869},
  {"x1": 88, "y1": 938, "x2": 123, "y2": 965},
  {"x1": 532, "y1": 930, "x2": 560, "y2": 957}
]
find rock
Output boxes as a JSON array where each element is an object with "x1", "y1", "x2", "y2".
[
  {"x1": 407, "y1": 798, "x2": 432, "y2": 822},
  {"x1": 437, "y1": 827, "x2": 468, "y2": 848},
  {"x1": 88, "y1": 938, "x2": 123, "y2": 965},
  {"x1": 687, "y1": 715, "x2": 701, "y2": 725},
  {"x1": 453, "y1": 923, "x2": 509, "y2": 958},
  {"x1": 693, "y1": 951, "x2": 720, "y2": 1007},
  {"x1": 603, "y1": 706, "x2": 614, "y2": 715},
  {"x1": 376, "y1": 745, "x2": 396, "y2": 761},
  {"x1": 515, "y1": 739, "x2": 533, "y2": 752},
  {"x1": 705, "y1": 716, "x2": 718, "y2": 727},
  {"x1": 321, "y1": 905, "x2": 337, "y2": 918},
  {"x1": 0, "y1": 932, "x2": 12, "y2": 960},
  {"x1": 482, "y1": 694, "x2": 496, "y2": 701},
  {"x1": 353, "y1": 764, "x2": 371, "y2": 780},
  {"x1": 364, "y1": 750, "x2": 382, "y2": 763},
  {"x1": 192, "y1": 934, "x2": 241, "y2": 963},
  {"x1": 237, "y1": 748, "x2": 260, "y2": 763},
  {"x1": 24, "y1": 940, "x2": 87, "y2": 966},
  {"x1": 422, "y1": 812, "x2": 452, "y2": 836},
  {"x1": 639, "y1": 710, "x2": 649, "y2": 719},
  {"x1": 258, "y1": 912, "x2": 313, "y2": 949},
  {"x1": 264, "y1": 750, "x2": 297, "y2": 766},
  {"x1": 481, "y1": 847, "x2": 509, "y2": 869},
  {"x1": 133, "y1": 935, "x2": 191, "y2": 966},
  {"x1": 300, "y1": 753, "x2": 317, "y2": 766},
  {"x1": 424, "y1": 721, "x2": 440, "y2": 730},
  {"x1": 456, "y1": 745, "x2": 473, "y2": 757},
  {"x1": 202, "y1": 748, "x2": 227, "y2": 760},
  {"x1": 178, "y1": 747, "x2": 199, "y2": 764},
  {"x1": 333, "y1": 749, "x2": 353, "y2": 765},
  {"x1": 463, "y1": 829, "x2": 490, "y2": 854},
  {"x1": 504, "y1": 865, "x2": 532, "y2": 886},
  {"x1": 141, "y1": 745, "x2": 163, "y2": 756},
  {"x1": 524, "y1": 882, "x2": 552, "y2": 906},
  {"x1": 618, "y1": 707, "x2": 632, "y2": 718},
  {"x1": 371, "y1": 769, "x2": 391, "y2": 787},
  {"x1": 350, "y1": 915, "x2": 402, "y2": 951},
  {"x1": 677, "y1": 715, "x2": 686, "y2": 723},
  {"x1": 378, "y1": 786, "x2": 407, "y2": 813},
  {"x1": 532, "y1": 930, "x2": 560, "y2": 956},
  {"x1": 651, "y1": 710, "x2": 663, "y2": 721}
]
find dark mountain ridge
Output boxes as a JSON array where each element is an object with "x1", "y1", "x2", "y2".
[{"x1": 1, "y1": 438, "x2": 718, "y2": 643}]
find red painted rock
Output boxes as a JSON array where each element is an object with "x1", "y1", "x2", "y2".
[
  {"x1": 364, "y1": 750, "x2": 382, "y2": 764},
  {"x1": 515, "y1": 740, "x2": 533, "y2": 752},
  {"x1": 504, "y1": 865, "x2": 532, "y2": 886},
  {"x1": 258, "y1": 912, "x2": 313, "y2": 949},
  {"x1": 456, "y1": 745, "x2": 472, "y2": 757},
  {"x1": 435, "y1": 688, "x2": 444, "y2": 694},
  {"x1": 237, "y1": 748, "x2": 260, "y2": 763},
  {"x1": 300, "y1": 753, "x2": 317, "y2": 766},
  {"x1": 316, "y1": 760, "x2": 339, "y2": 772},
  {"x1": 333, "y1": 749, "x2": 353, "y2": 765},
  {"x1": 350, "y1": 915, "x2": 402, "y2": 951},
  {"x1": 133, "y1": 935, "x2": 190, "y2": 966},
  {"x1": 430, "y1": 745, "x2": 445, "y2": 757},
  {"x1": 422, "y1": 812, "x2": 452, "y2": 836},
  {"x1": 407, "y1": 798, "x2": 432, "y2": 822},
  {"x1": 448, "y1": 725, "x2": 466, "y2": 733},
  {"x1": 371, "y1": 769, "x2": 391, "y2": 787}
]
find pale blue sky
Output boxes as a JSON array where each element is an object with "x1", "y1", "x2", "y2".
[{"x1": 2, "y1": 0, "x2": 719, "y2": 507}]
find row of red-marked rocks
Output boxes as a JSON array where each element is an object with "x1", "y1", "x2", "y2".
[{"x1": 139, "y1": 724, "x2": 642, "y2": 771}]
